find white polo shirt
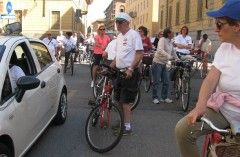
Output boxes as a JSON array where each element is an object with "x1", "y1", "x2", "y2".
[
  {"x1": 175, "y1": 34, "x2": 192, "y2": 54},
  {"x1": 10, "y1": 65, "x2": 25, "y2": 91},
  {"x1": 105, "y1": 39, "x2": 117, "y2": 60},
  {"x1": 115, "y1": 29, "x2": 143, "y2": 69}
]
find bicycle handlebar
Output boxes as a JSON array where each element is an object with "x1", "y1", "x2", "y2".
[
  {"x1": 100, "y1": 64, "x2": 126, "y2": 78},
  {"x1": 200, "y1": 117, "x2": 230, "y2": 134}
]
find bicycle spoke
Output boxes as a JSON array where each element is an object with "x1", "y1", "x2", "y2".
[{"x1": 85, "y1": 105, "x2": 123, "y2": 153}]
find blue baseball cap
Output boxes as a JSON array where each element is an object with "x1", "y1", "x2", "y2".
[{"x1": 206, "y1": 0, "x2": 240, "y2": 20}]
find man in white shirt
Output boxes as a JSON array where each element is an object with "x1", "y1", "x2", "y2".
[
  {"x1": 110, "y1": 12, "x2": 144, "y2": 135},
  {"x1": 42, "y1": 33, "x2": 58, "y2": 58},
  {"x1": 9, "y1": 53, "x2": 25, "y2": 91}
]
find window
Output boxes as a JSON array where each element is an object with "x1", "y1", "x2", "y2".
[
  {"x1": 13, "y1": 43, "x2": 35, "y2": 76},
  {"x1": 185, "y1": 0, "x2": 190, "y2": 23},
  {"x1": 176, "y1": 2, "x2": 180, "y2": 25},
  {"x1": 197, "y1": 0, "x2": 203, "y2": 20},
  {"x1": 168, "y1": 6, "x2": 172, "y2": 27},
  {"x1": 160, "y1": 10, "x2": 163, "y2": 29},
  {"x1": 51, "y1": 11, "x2": 60, "y2": 29},
  {"x1": 30, "y1": 42, "x2": 52, "y2": 69},
  {"x1": 1, "y1": 72, "x2": 13, "y2": 104}
]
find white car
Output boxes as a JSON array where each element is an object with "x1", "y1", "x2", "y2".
[{"x1": 0, "y1": 34, "x2": 67, "y2": 157}]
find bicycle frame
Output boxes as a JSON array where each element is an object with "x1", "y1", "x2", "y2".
[{"x1": 96, "y1": 76, "x2": 114, "y2": 128}]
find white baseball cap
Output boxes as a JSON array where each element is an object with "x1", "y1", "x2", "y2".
[{"x1": 115, "y1": 12, "x2": 131, "y2": 22}]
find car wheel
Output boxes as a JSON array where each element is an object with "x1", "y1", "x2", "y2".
[
  {"x1": 54, "y1": 91, "x2": 67, "y2": 125},
  {"x1": 0, "y1": 143, "x2": 12, "y2": 157}
]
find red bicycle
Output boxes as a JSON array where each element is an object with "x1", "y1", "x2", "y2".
[
  {"x1": 200, "y1": 117, "x2": 240, "y2": 157},
  {"x1": 85, "y1": 64, "x2": 125, "y2": 153}
]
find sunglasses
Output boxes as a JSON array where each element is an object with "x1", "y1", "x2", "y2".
[
  {"x1": 115, "y1": 20, "x2": 126, "y2": 24},
  {"x1": 215, "y1": 20, "x2": 228, "y2": 30},
  {"x1": 99, "y1": 28, "x2": 105, "y2": 31}
]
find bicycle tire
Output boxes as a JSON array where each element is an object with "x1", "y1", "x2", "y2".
[
  {"x1": 174, "y1": 71, "x2": 181, "y2": 100},
  {"x1": 181, "y1": 78, "x2": 190, "y2": 112},
  {"x1": 85, "y1": 104, "x2": 124, "y2": 153},
  {"x1": 143, "y1": 66, "x2": 152, "y2": 92},
  {"x1": 130, "y1": 88, "x2": 141, "y2": 111},
  {"x1": 70, "y1": 54, "x2": 74, "y2": 76}
]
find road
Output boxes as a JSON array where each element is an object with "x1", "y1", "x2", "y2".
[{"x1": 25, "y1": 63, "x2": 203, "y2": 157}]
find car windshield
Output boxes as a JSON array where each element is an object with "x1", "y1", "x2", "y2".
[{"x1": 0, "y1": 45, "x2": 6, "y2": 62}]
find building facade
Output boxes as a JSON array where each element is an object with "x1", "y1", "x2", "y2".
[
  {"x1": 104, "y1": 0, "x2": 126, "y2": 32},
  {"x1": 0, "y1": 0, "x2": 91, "y2": 38},
  {"x1": 158, "y1": 0, "x2": 226, "y2": 52},
  {"x1": 125, "y1": 0, "x2": 159, "y2": 36}
]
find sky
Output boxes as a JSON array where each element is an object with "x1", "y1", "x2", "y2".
[{"x1": 87, "y1": 0, "x2": 113, "y2": 26}]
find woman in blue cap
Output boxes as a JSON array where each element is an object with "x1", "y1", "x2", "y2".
[{"x1": 175, "y1": 0, "x2": 240, "y2": 156}]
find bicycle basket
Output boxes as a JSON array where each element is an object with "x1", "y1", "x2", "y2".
[
  {"x1": 211, "y1": 142, "x2": 240, "y2": 157},
  {"x1": 142, "y1": 55, "x2": 153, "y2": 65}
]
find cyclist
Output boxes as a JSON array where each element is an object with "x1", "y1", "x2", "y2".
[
  {"x1": 197, "y1": 34, "x2": 212, "y2": 75},
  {"x1": 91, "y1": 24, "x2": 110, "y2": 87},
  {"x1": 56, "y1": 31, "x2": 65, "y2": 61},
  {"x1": 152, "y1": 28, "x2": 178, "y2": 104},
  {"x1": 138, "y1": 26, "x2": 152, "y2": 53},
  {"x1": 175, "y1": 1, "x2": 240, "y2": 156},
  {"x1": 110, "y1": 12, "x2": 143, "y2": 135},
  {"x1": 174, "y1": 26, "x2": 193, "y2": 58},
  {"x1": 62, "y1": 32, "x2": 75, "y2": 73}
]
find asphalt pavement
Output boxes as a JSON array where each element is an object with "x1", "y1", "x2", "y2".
[{"x1": 25, "y1": 63, "x2": 204, "y2": 157}]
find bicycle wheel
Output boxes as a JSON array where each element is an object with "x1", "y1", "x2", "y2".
[
  {"x1": 85, "y1": 104, "x2": 124, "y2": 153},
  {"x1": 174, "y1": 71, "x2": 181, "y2": 100},
  {"x1": 70, "y1": 54, "x2": 74, "y2": 76},
  {"x1": 143, "y1": 66, "x2": 152, "y2": 92},
  {"x1": 130, "y1": 88, "x2": 141, "y2": 111},
  {"x1": 181, "y1": 78, "x2": 190, "y2": 112}
]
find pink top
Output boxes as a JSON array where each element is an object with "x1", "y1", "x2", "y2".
[
  {"x1": 207, "y1": 89, "x2": 240, "y2": 111},
  {"x1": 93, "y1": 34, "x2": 110, "y2": 55}
]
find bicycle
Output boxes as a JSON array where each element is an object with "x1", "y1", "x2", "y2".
[
  {"x1": 85, "y1": 64, "x2": 124, "y2": 153},
  {"x1": 141, "y1": 52, "x2": 154, "y2": 92},
  {"x1": 64, "y1": 51, "x2": 74, "y2": 76},
  {"x1": 191, "y1": 49, "x2": 209, "y2": 79},
  {"x1": 171, "y1": 57, "x2": 195, "y2": 111},
  {"x1": 200, "y1": 117, "x2": 240, "y2": 157},
  {"x1": 93, "y1": 64, "x2": 141, "y2": 111}
]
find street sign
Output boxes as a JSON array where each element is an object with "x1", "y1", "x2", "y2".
[{"x1": 6, "y1": 1, "x2": 12, "y2": 14}]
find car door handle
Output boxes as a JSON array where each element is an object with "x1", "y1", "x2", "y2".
[
  {"x1": 57, "y1": 68, "x2": 60, "y2": 73},
  {"x1": 41, "y1": 81, "x2": 46, "y2": 88}
]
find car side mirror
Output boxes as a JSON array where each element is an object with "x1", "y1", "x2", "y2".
[{"x1": 15, "y1": 76, "x2": 40, "y2": 102}]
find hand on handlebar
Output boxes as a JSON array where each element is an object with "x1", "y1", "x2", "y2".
[{"x1": 125, "y1": 69, "x2": 133, "y2": 79}]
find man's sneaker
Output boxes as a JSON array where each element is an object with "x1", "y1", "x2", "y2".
[
  {"x1": 164, "y1": 98, "x2": 173, "y2": 103},
  {"x1": 122, "y1": 128, "x2": 132, "y2": 136},
  {"x1": 152, "y1": 99, "x2": 160, "y2": 104},
  {"x1": 90, "y1": 80, "x2": 94, "y2": 88}
]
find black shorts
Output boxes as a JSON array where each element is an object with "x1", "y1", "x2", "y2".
[
  {"x1": 93, "y1": 54, "x2": 103, "y2": 65},
  {"x1": 114, "y1": 69, "x2": 140, "y2": 104}
]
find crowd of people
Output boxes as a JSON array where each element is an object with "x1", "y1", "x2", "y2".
[{"x1": 35, "y1": 0, "x2": 240, "y2": 156}]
